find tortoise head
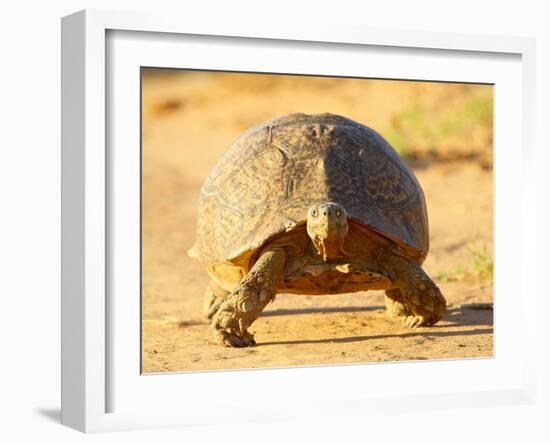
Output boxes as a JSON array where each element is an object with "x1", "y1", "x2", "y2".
[{"x1": 306, "y1": 202, "x2": 349, "y2": 261}]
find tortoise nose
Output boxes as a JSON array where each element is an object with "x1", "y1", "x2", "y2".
[{"x1": 319, "y1": 204, "x2": 339, "y2": 218}]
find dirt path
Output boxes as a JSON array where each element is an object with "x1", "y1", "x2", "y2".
[{"x1": 141, "y1": 71, "x2": 493, "y2": 373}]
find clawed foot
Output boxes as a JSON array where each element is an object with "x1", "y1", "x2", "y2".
[
  {"x1": 210, "y1": 288, "x2": 262, "y2": 348},
  {"x1": 211, "y1": 307, "x2": 256, "y2": 348},
  {"x1": 386, "y1": 296, "x2": 431, "y2": 328},
  {"x1": 402, "y1": 314, "x2": 430, "y2": 328},
  {"x1": 211, "y1": 316, "x2": 256, "y2": 348},
  {"x1": 213, "y1": 328, "x2": 256, "y2": 347},
  {"x1": 206, "y1": 248, "x2": 286, "y2": 348},
  {"x1": 402, "y1": 280, "x2": 446, "y2": 327},
  {"x1": 386, "y1": 277, "x2": 446, "y2": 328}
]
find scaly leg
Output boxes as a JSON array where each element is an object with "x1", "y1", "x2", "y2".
[
  {"x1": 379, "y1": 251, "x2": 446, "y2": 328},
  {"x1": 384, "y1": 288, "x2": 411, "y2": 319},
  {"x1": 202, "y1": 280, "x2": 229, "y2": 320},
  {"x1": 211, "y1": 248, "x2": 286, "y2": 347}
]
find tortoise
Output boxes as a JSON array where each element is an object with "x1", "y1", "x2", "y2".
[{"x1": 188, "y1": 113, "x2": 446, "y2": 347}]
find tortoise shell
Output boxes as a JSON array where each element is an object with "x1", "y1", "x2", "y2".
[{"x1": 189, "y1": 113, "x2": 429, "y2": 266}]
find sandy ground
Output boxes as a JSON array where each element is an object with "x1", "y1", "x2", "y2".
[{"x1": 141, "y1": 71, "x2": 493, "y2": 373}]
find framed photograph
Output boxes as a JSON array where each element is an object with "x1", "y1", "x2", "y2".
[{"x1": 61, "y1": 9, "x2": 537, "y2": 432}]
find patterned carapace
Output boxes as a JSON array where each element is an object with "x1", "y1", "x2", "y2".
[{"x1": 191, "y1": 113, "x2": 428, "y2": 266}]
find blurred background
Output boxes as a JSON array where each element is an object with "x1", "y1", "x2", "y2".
[{"x1": 141, "y1": 69, "x2": 493, "y2": 373}]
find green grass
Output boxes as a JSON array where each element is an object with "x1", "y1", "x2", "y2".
[
  {"x1": 434, "y1": 266, "x2": 466, "y2": 283},
  {"x1": 434, "y1": 246, "x2": 493, "y2": 283},
  {"x1": 469, "y1": 244, "x2": 494, "y2": 280},
  {"x1": 383, "y1": 127, "x2": 408, "y2": 156},
  {"x1": 384, "y1": 94, "x2": 493, "y2": 158},
  {"x1": 438, "y1": 96, "x2": 493, "y2": 137}
]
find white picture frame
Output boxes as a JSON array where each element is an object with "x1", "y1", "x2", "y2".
[{"x1": 61, "y1": 9, "x2": 537, "y2": 433}]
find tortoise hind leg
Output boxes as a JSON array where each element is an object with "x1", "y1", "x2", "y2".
[
  {"x1": 203, "y1": 280, "x2": 229, "y2": 320},
  {"x1": 384, "y1": 288, "x2": 411, "y2": 319}
]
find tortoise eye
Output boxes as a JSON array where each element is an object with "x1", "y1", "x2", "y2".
[
  {"x1": 336, "y1": 209, "x2": 342, "y2": 217},
  {"x1": 311, "y1": 208, "x2": 318, "y2": 217}
]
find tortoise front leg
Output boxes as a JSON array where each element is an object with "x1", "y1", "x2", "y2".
[
  {"x1": 210, "y1": 248, "x2": 286, "y2": 347},
  {"x1": 379, "y1": 251, "x2": 446, "y2": 328}
]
